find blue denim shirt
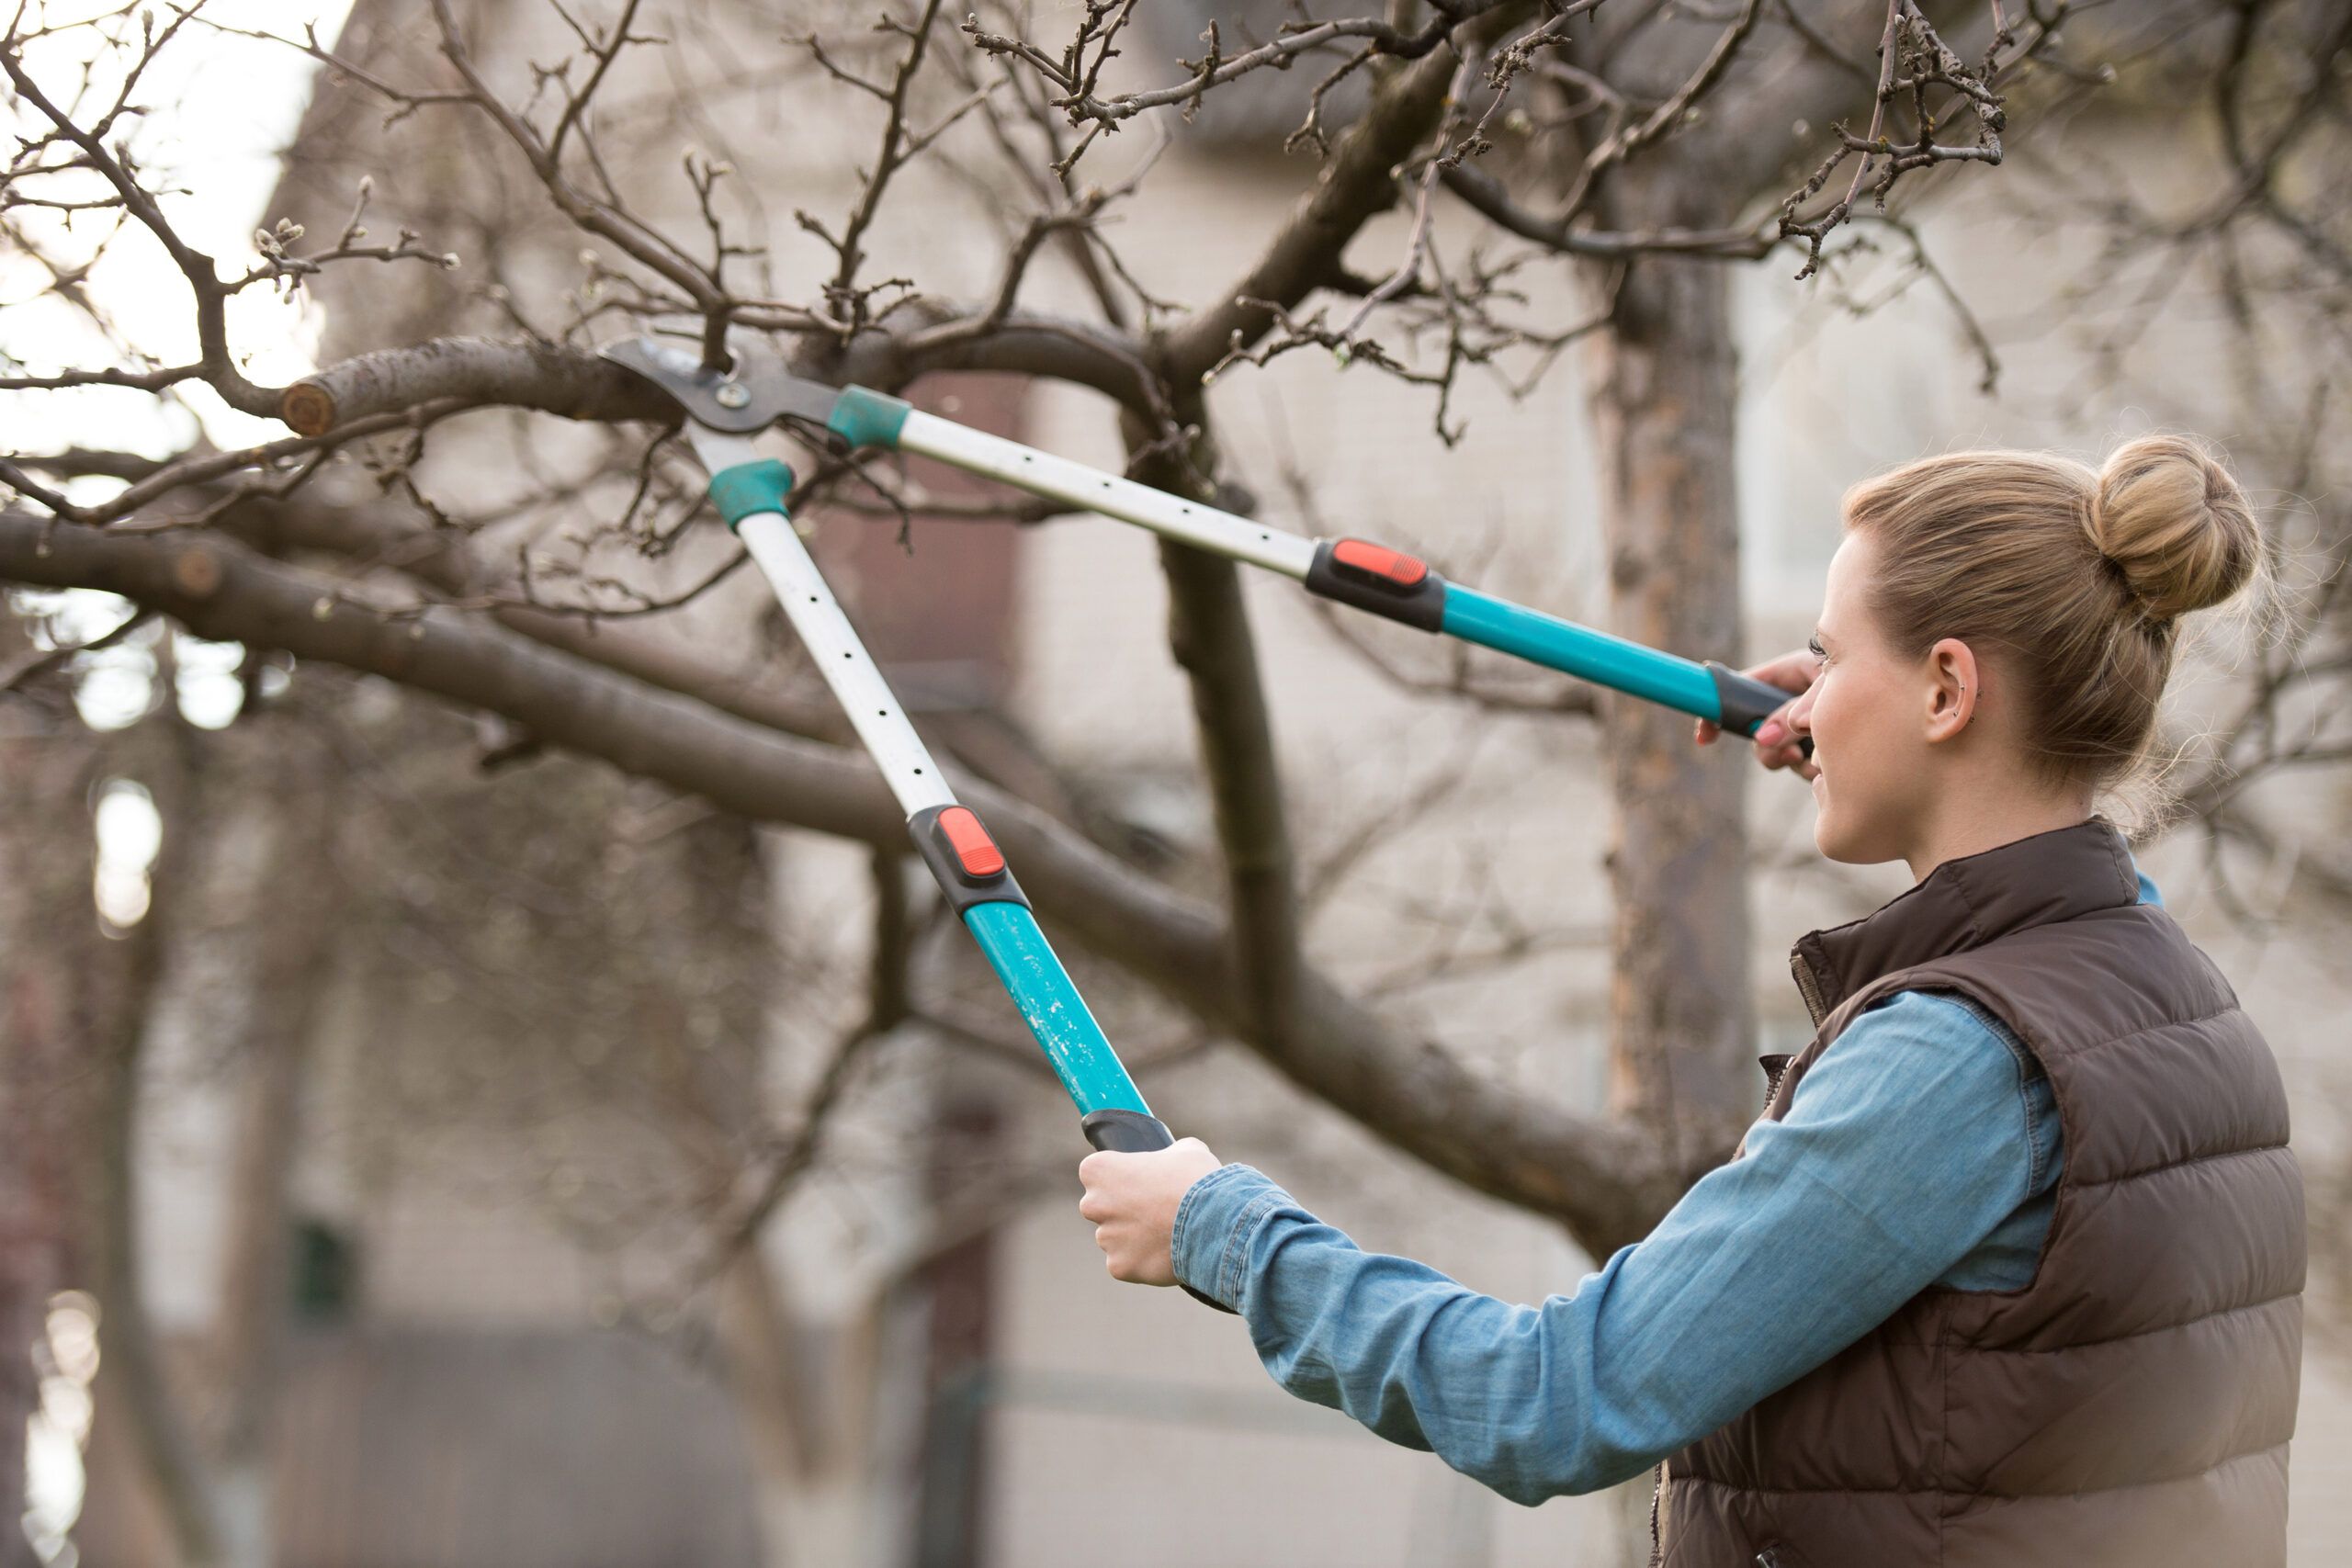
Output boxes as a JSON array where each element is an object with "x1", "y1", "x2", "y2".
[{"x1": 1168, "y1": 873, "x2": 2159, "y2": 1506}]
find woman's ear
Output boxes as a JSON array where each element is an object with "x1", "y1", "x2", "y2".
[{"x1": 1923, "y1": 637, "x2": 1980, "y2": 745}]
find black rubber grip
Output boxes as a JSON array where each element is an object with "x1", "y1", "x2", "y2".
[
  {"x1": 1081, "y1": 1108, "x2": 1176, "y2": 1152},
  {"x1": 1705, "y1": 660, "x2": 1814, "y2": 760},
  {"x1": 1304, "y1": 539, "x2": 1448, "y2": 631},
  {"x1": 1080, "y1": 1110, "x2": 1239, "y2": 1314},
  {"x1": 908, "y1": 804, "x2": 1030, "y2": 915}
]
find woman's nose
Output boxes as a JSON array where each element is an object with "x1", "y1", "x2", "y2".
[{"x1": 1786, "y1": 684, "x2": 1817, "y2": 736}]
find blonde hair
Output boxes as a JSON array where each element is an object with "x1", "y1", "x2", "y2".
[{"x1": 1843, "y1": 434, "x2": 2263, "y2": 787}]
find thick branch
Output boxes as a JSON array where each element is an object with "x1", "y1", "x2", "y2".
[
  {"x1": 279, "y1": 338, "x2": 675, "y2": 435},
  {"x1": 0, "y1": 512, "x2": 1690, "y2": 1253},
  {"x1": 230, "y1": 493, "x2": 846, "y2": 744},
  {"x1": 278, "y1": 314, "x2": 1165, "y2": 436}
]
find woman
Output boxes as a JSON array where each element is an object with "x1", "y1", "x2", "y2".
[{"x1": 1076, "y1": 435, "x2": 2304, "y2": 1567}]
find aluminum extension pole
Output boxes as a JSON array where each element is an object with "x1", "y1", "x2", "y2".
[
  {"x1": 602, "y1": 336, "x2": 1804, "y2": 743},
  {"x1": 665, "y1": 429, "x2": 1240, "y2": 1315},
  {"x1": 865, "y1": 398, "x2": 1804, "y2": 748}
]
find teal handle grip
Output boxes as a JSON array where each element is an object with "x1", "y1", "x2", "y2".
[
  {"x1": 1440, "y1": 584, "x2": 1724, "y2": 719},
  {"x1": 962, "y1": 901, "x2": 1151, "y2": 1117},
  {"x1": 965, "y1": 904, "x2": 1234, "y2": 1314},
  {"x1": 1440, "y1": 586, "x2": 1810, "y2": 752}
]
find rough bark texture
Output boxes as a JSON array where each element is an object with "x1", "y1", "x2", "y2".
[{"x1": 1582, "y1": 236, "x2": 1756, "y2": 1160}]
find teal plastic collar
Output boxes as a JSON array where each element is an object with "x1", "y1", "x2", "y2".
[
  {"x1": 827, "y1": 385, "x2": 910, "y2": 451},
  {"x1": 708, "y1": 458, "x2": 796, "y2": 530}
]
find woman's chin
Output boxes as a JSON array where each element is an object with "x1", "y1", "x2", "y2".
[
  {"x1": 1811, "y1": 794, "x2": 1865, "y2": 865},
  {"x1": 1815, "y1": 829, "x2": 1868, "y2": 865},
  {"x1": 1814, "y1": 804, "x2": 1906, "y2": 870}
]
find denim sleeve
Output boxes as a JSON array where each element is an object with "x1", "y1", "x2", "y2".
[{"x1": 1169, "y1": 992, "x2": 2050, "y2": 1505}]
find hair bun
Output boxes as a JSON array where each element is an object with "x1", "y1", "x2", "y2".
[{"x1": 2088, "y1": 434, "x2": 2260, "y2": 623}]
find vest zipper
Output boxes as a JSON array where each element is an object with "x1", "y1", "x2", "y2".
[{"x1": 1646, "y1": 1461, "x2": 1664, "y2": 1565}]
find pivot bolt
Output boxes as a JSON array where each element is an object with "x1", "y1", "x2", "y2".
[{"x1": 714, "y1": 381, "x2": 751, "y2": 409}]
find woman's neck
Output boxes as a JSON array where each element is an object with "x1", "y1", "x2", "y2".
[{"x1": 1905, "y1": 788, "x2": 2095, "y2": 884}]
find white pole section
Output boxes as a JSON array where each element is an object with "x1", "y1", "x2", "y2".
[
  {"x1": 689, "y1": 431, "x2": 958, "y2": 818},
  {"x1": 895, "y1": 411, "x2": 1320, "y2": 580}
]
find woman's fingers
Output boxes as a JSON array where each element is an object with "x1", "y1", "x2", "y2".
[
  {"x1": 1691, "y1": 650, "x2": 1819, "y2": 772},
  {"x1": 1074, "y1": 1140, "x2": 1220, "y2": 1289},
  {"x1": 1747, "y1": 650, "x2": 1822, "y2": 695},
  {"x1": 1753, "y1": 726, "x2": 1822, "y2": 776}
]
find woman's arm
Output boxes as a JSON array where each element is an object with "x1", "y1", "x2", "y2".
[{"x1": 1148, "y1": 992, "x2": 2058, "y2": 1505}]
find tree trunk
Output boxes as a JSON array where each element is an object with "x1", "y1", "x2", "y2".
[
  {"x1": 87, "y1": 701, "x2": 227, "y2": 1568},
  {"x1": 1581, "y1": 237, "x2": 1756, "y2": 1173},
  {"x1": 0, "y1": 618, "x2": 219, "y2": 1565},
  {"x1": 206, "y1": 722, "x2": 345, "y2": 1568},
  {"x1": 0, "y1": 613, "x2": 90, "y2": 1568}
]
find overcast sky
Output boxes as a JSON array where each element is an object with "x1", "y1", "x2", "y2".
[
  {"x1": 4, "y1": 2, "x2": 357, "y2": 461},
  {"x1": 5, "y1": 3, "x2": 356, "y2": 731}
]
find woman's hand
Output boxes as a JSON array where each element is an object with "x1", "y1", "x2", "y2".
[
  {"x1": 1077, "y1": 1137, "x2": 1224, "y2": 1287},
  {"x1": 1694, "y1": 649, "x2": 1820, "y2": 778}
]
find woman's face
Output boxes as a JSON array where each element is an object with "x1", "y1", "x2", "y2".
[{"x1": 1784, "y1": 529, "x2": 1936, "y2": 865}]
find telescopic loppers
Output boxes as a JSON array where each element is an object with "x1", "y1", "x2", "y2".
[
  {"x1": 607, "y1": 337, "x2": 1246, "y2": 1310},
  {"x1": 604, "y1": 334, "x2": 1804, "y2": 1303}
]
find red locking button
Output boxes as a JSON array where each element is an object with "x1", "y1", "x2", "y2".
[
  {"x1": 937, "y1": 807, "x2": 1006, "y2": 879},
  {"x1": 1331, "y1": 538, "x2": 1429, "y2": 588}
]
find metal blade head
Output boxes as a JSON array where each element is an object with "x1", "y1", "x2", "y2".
[{"x1": 599, "y1": 335, "x2": 844, "y2": 434}]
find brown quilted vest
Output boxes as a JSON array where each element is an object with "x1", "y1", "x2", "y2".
[{"x1": 1655, "y1": 820, "x2": 2303, "y2": 1568}]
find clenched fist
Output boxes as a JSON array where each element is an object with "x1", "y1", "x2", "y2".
[{"x1": 1076, "y1": 1136, "x2": 1223, "y2": 1286}]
